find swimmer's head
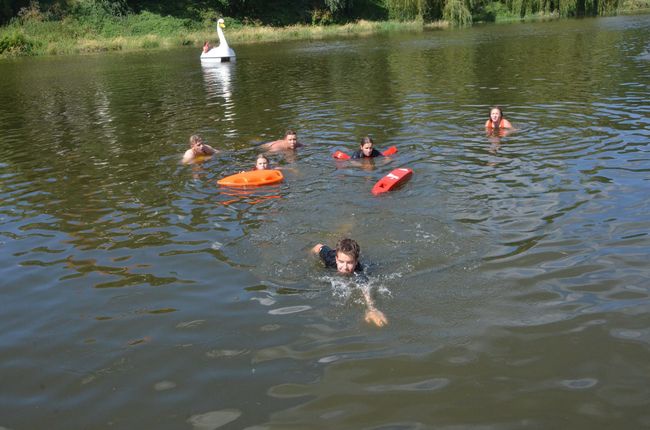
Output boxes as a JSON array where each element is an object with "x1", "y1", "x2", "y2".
[
  {"x1": 489, "y1": 106, "x2": 503, "y2": 123},
  {"x1": 359, "y1": 136, "x2": 374, "y2": 157},
  {"x1": 189, "y1": 135, "x2": 207, "y2": 154},
  {"x1": 284, "y1": 130, "x2": 298, "y2": 149},
  {"x1": 255, "y1": 154, "x2": 269, "y2": 170},
  {"x1": 335, "y1": 238, "x2": 360, "y2": 274}
]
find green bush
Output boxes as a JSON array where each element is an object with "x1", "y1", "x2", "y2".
[
  {"x1": 0, "y1": 29, "x2": 35, "y2": 55},
  {"x1": 618, "y1": 0, "x2": 650, "y2": 9},
  {"x1": 140, "y1": 37, "x2": 159, "y2": 48},
  {"x1": 71, "y1": 0, "x2": 129, "y2": 18},
  {"x1": 16, "y1": 1, "x2": 48, "y2": 24},
  {"x1": 311, "y1": 8, "x2": 334, "y2": 25},
  {"x1": 474, "y1": 1, "x2": 519, "y2": 21},
  {"x1": 385, "y1": 0, "x2": 429, "y2": 20},
  {"x1": 68, "y1": 0, "x2": 128, "y2": 34},
  {"x1": 199, "y1": 9, "x2": 222, "y2": 30},
  {"x1": 443, "y1": 0, "x2": 473, "y2": 25},
  {"x1": 123, "y1": 11, "x2": 190, "y2": 37}
]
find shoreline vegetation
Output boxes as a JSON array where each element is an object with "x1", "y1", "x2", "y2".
[
  {"x1": 20, "y1": 19, "x2": 450, "y2": 58},
  {"x1": 1, "y1": 1, "x2": 649, "y2": 58}
]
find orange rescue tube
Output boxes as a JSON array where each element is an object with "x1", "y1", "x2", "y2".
[
  {"x1": 332, "y1": 150, "x2": 351, "y2": 160},
  {"x1": 217, "y1": 169, "x2": 284, "y2": 187},
  {"x1": 381, "y1": 146, "x2": 398, "y2": 156}
]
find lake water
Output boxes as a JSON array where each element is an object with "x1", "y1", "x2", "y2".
[{"x1": 1, "y1": 14, "x2": 650, "y2": 430}]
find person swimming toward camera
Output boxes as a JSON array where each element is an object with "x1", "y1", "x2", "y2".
[
  {"x1": 311, "y1": 238, "x2": 388, "y2": 327},
  {"x1": 261, "y1": 130, "x2": 304, "y2": 152},
  {"x1": 351, "y1": 136, "x2": 383, "y2": 159},
  {"x1": 485, "y1": 106, "x2": 513, "y2": 131},
  {"x1": 253, "y1": 154, "x2": 270, "y2": 170},
  {"x1": 182, "y1": 134, "x2": 218, "y2": 164}
]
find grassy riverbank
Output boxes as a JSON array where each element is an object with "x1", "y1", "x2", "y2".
[
  {"x1": 0, "y1": 15, "x2": 446, "y2": 58},
  {"x1": 1, "y1": 5, "x2": 648, "y2": 58}
]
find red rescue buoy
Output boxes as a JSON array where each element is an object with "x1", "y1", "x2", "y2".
[{"x1": 371, "y1": 168, "x2": 413, "y2": 195}]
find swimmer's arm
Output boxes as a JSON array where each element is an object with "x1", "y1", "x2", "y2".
[
  {"x1": 361, "y1": 286, "x2": 388, "y2": 327},
  {"x1": 379, "y1": 156, "x2": 393, "y2": 166},
  {"x1": 203, "y1": 144, "x2": 218, "y2": 154},
  {"x1": 311, "y1": 243, "x2": 325, "y2": 254},
  {"x1": 261, "y1": 139, "x2": 283, "y2": 151},
  {"x1": 181, "y1": 150, "x2": 194, "y2": 164}
]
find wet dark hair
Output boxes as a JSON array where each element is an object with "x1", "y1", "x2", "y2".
[
  {"x1": 285, "y1": 129, "x2": 297, "y2": 138},
  {"x1": 359, "y1": 136, "x2": 374, "y2": 147},
  {"x1": 256, "y1": 154, "x2": 269, "y2": 163},
  {"x1": 336, "y1": 238, "x2": 360, "y2": 261}
]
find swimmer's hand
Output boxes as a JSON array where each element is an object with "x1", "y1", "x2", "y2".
[{"x1": 365, "y1": 308, "x2": 388, "y2": 327}]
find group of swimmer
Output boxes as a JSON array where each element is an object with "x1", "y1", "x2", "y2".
[
  {"x1": 181, "y1": 127, "x2": 403, "y2": 166},
  {"x1": 182, "y1": 129, "x2": 304, "y2": 165},
  {"x1": 181, "y1": 107, "x2": 513, "y2": 328}
]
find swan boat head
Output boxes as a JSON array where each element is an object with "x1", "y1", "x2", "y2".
[{"x1": 201, "y1": 18, "x2": 236, "y2": 64}]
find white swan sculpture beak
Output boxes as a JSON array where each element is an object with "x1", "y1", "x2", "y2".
[{"x1": 201, "y1": 18, "x2": 236, "y2": 65}]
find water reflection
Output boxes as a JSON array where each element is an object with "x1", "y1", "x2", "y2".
[
  {"x1": 202, "y1": 63, "x2": 237, "y2": 137},
  {"x1": 484, "y1": 125, "x2": 517, "y2": 165}
]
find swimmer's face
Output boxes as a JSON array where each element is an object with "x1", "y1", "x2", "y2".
[
  {"x1": 361, "y1": 142, "x2": 374, "y2": 157},
  {"x1": 335, "y1": 252, "x2": 357, "y2": 274},
  {"x1": 286, "y1": 134, "x2": 297, "y2": 149},
  {"x1": 256, "y1": 158, "x2": 269, "y2": 170},
  {"x1": 490, "y1": 108, "x2": 502, "y2": 123},
  {"x1": 192, "y1": 139, "x2": 207, "y2": 155}
]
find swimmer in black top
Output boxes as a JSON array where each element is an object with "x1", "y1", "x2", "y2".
[
  {"x1": 351, "y1": 136, "x2": 383, "y2": 159},
  {"x1": 311, "y1": 238, "x2": 388, "y2": 327}
]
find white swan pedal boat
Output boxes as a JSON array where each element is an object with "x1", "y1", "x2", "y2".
[{"x1": 201, "y1": 18, "x2": 236, "y2": 65}]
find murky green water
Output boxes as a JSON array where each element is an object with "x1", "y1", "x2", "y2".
[{"x1": 1, "y1": 15, "x2": 649, "y2": 430}]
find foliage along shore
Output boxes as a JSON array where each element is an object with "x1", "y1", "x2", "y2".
[
  {"x1": 1, "y1": 0, "x2": 649, "y2": 58},
  {"x1": 0, "y1": 19, "x2": 448, "y2": 58},
  {"x1": 0, "y1": 14, "x2": 438, "y2": 58}
]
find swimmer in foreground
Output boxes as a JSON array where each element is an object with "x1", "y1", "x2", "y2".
[
  {"x1": 182, "y1": 135, "x2": 218, "y2": 164},
  {"x1": 311, "y1": 238, "x2": 388, "y2": 327},
  {"x1": 485, "y1": 106, "x2": 513, "y2": 131},
  {"x1": 351, "y1": 136, "x2": 383, "y2": 159},
  {"x1": 261, "y1": 130, "x2": 304, "y2": 152}
]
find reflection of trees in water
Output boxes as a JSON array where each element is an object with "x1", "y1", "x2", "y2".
[
  {"x1": 0, "y1": 59, "x2": 222, "y2": 289},
  {"x1": 1, "y1": 56, "x2": 211, "y2": 220}
]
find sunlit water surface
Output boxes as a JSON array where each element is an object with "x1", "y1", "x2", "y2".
[{"x1": 1, "y1": 14, "x2": 650, "y2": 430}]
